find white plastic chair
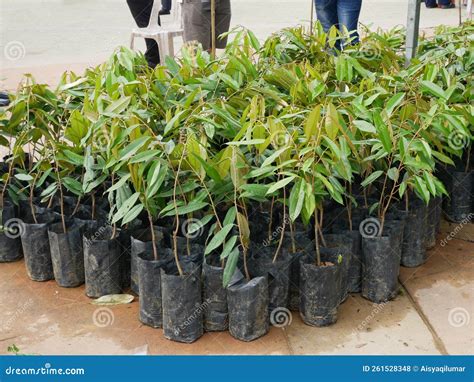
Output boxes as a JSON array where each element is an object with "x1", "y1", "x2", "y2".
[{"x1": 130, "y1": 0, "x2": 184, "y2": 63}]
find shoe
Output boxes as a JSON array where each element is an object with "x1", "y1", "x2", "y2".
[
  {"x1": 159, "y1": 9, "x2": 170, "y2": 15},
  {"x1": 439, "y1": 3, "x2": 455, "y2": 7},
  {"x1": 425, "y1": 3, "x2": 438, "y2": 7},
  {"x1": 0, "y1": 92, "x2": 9, "y2": 107}
]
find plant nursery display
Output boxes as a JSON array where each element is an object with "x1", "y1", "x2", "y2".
[{"x1": 0, "y1": 21, "x2": 472, "y2": 343}]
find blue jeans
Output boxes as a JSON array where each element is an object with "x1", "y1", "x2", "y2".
[
  {"x1": 425, "y1": 0, "x2": 451, "y2": 6},
  {"x1": 314, "y1": 0, "x2": 362, "y2": 48}
]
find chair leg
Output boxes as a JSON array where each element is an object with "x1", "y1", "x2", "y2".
[
  {"x1": 167, "y1": 34, "x2": 175, "y2": 58},
  {"x1": 154, "y1": 37, "x2": 165, "y2": 64},
  {"x1": 130, "y1": 34, "x2": 135, "y2": 50}
]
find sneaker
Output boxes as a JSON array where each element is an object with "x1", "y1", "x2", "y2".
[{"x1": 159, "y1": 8, "x2": 171, "y2": 15}]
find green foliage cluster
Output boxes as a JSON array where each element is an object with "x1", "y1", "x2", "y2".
[{"x1": 1, "y1": 22, "x2": 472, "y2": 284}]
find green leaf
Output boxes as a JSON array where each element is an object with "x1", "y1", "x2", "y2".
[
  {"x1": 353, "y1": 120, "x2": 376, "y2": 133},
  {"x1": 423, "y1": 172, "x2": 436, "y2": 195},
  {"x1": 236, "y1": 212, "x2": 250, "y2": 247},
  {"x1": 375, "y1": 115, "x2": 393, "y2": 153},
  {"x1": 432, "y1": 151, "x2": 455, "y2": 165},
  {"x1": 146, "y1": 161, "x2": 167, "y2": 199},
  {"x1": 240, "y1": 184, "x2": 269, "y2": 199},
  {"x1": 220, "y1": 235, "x2": 238, "y2": 260},
  {"x1": 323, "y1": 137, "x2": 341, "y2": 159},
  {"x1": 37, "y1": 169, "x2": 53, "y2": 188},
  {"x1": 223, "y1": 207, "x2": 236, "y2": 227},
  {"x1": 193, "y1": 154, "x2": 222, "y2": 183},
  {"x1": 325, "y1": 103, "x2": 340, "y2": 141},
  {"x1": 205, "y1": 224, "x2": 234, "y2": 255},
  {"x1": 420, "y1": 140, "x2": 432, "y2": 159},
  {"x1": 106, "y1": 174, "x2": 131, "y2": 194},
  {"x1": 266, "y1": 175, "x2": 296, "y2": 195},
  {"x1": 289, "y1": 179, "x2": 305, "y2": 222},
  {"x1": 62, "y1": 150, "x2": 84, "y2": 166},
  {"x1": 162, "y1": 201, "x2": 208, "y2": 217},
  {"x1": 399, "y1": 181, "x2": 408, "y2": 198},
  {"x1": 223, "y1": 247, "x2": 240, "y2": 287},
  {"x1": 129, "y1": 150, "x2": 160, "y2": 164},
  {"x1": 40, "y1": 182, "x2": 58, "y2": 198},
  {"x1": 112, "y1": 192, "x2": 140, "y2": 224},
  {"x1": 361, "y1": 171, "x2": 384, "y2": 187},
  {"x1": 122, "y1": 204, "x2": 144, "y2": 225},
  {"x1": 189, "y1": 215, "x2": 214, "y2": 234},
  {"x1": 14, "y1": 173, "x2": 33, "y2": 182},
  {"x1": 414, "y1": 176, "x2": 430, "y2": 203},
  {"x1": 104, "y1": 96, "x2": 131, "y2": 115},
  {"x1": 227, "y1": 139, "x2": 265, "y2": 146},
  {"x1": 420, "y1": 81, "x2": 447, "y2": 100},
  {"x1": 304, "y1": 105, "x2": 321, "y2": 140},
  {"x1": 387, "y1": 168, "x2": 399, "y2": 182},
  {"x1": 384, "y1": 93, "x2": 405, "y2": 116},
  {"x1": 62, "y1": 177, "x2": 83, "y2": 196},
  {"x1": 118, "y1": 136, "x2": 151, "y2": 163},
  {"x1": 261, "y1": 146, "x2": 290, "y2": 168}
]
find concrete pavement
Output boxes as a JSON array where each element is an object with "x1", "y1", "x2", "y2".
[
  {"x1": 0, "y1": 222, "x2": 472, "y2": 355},
  {"x1": 0, "y1": 0, "x2": 467, "y2": 89}
]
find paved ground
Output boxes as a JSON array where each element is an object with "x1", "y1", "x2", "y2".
[
  {"x1": 0, "y1": 222, "x2": 472, "y2": 355},
  {"x1": 0, "y1": 0, "x2": 469, "y2": 89},
  {"x1": 0, "y1": 0, "x2": 472, "y2": 356}
]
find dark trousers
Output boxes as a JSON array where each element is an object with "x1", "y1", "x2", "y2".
[
  {"x1": 162, "y1": 0, "x2": 172, "y2": 11},
  {"x1": 425, "y1": 0, "x2": 451, "y2": 6},
  {"x1": 127, "y1": 0, "x2": 160, "y2": 67}
]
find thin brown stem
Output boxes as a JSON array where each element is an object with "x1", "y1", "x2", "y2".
[
  {"x1": 148, "y1": 211, "x2": 158, "y2": 261},
  {"x1": 272, "y1": 188, "x2": 287, "y2": 263},
  {"x1": 172, "y1": 155, "x2": 185, "y2": 277},
  {"x1": 314, "y1": 208, "x2": 321, "y2": 266}
]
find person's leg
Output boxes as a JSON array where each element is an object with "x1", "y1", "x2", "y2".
[
  {"x1": 127, "y1": 0, "x2": 160, "y2": 67},
  {"x1": 314, "y1": 0, "x2": 339, "y2": 33},
  {"x1": 215, "y1": 0, "x2": 232, "y2": 49},
  {"x1": 336, "y1": 0, "x2": 362, "y2": 45},
  {"x1": 182, "y1": 0, "x2": 210, "y2": 51},
  {"x1": 424, "y1": 0, "x2": 438, "y2": 8},
  {"x1": 160, "y1": 0, "x2": 172, "y2": 14},
  {"x1": 314, "y1": 0, "x2": 340, "y2": 49},
  {"x1": 438, "y1": 0, "x2": 455, "y2": 8}
]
